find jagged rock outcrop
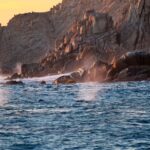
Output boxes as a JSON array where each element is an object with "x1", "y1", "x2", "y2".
[
  {"x1": 54, "y1": 50, "x2": 150, "y2": 84},
  {"x1": 19, "y1": 10, "x2": 119, "y2": 77}
]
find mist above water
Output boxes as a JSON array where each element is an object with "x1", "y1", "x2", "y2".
[{"x1": 77, "y1": 83, "x2": 101, "y2": 101}]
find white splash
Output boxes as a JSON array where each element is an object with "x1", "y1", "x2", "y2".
[
  {"x1": 78, "y1": 83, "x2": 100, "y2": 101},
  {"x1": 0, "y1": 76, "x2": 6, "y2": 83},
  {"x1": 0, "y1": 88, "x2": 8, "y2": 106},
  {"x1": 14, "y1": 63, "x2": 22, "y2": 74}
]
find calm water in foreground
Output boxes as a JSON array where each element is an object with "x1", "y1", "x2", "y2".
[{"x1": 0, "y1": 76, "x2": 150, "y2": 150}]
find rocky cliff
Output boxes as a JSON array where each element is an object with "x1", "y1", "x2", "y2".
[
  {"x1": 1, "y1": 0, "x2": 150, "y2": 76},
  {"x1": 120, "y1": 0, "x2": 150, "y2": 50},
  {"x1": 0, "y1": 0, "x2": 130, "y2": 74},
  {"x1": 34, "y1": 10, "x2": 119, "y2": 77}
]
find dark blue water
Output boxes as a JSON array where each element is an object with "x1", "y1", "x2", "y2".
[{"x1": 0, "y1": 79, "x2": 150, "y2": 150}]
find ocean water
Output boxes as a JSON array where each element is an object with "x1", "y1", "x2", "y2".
[{"x1": 0, "y1": 75, "x2": 150, "y2": 150}]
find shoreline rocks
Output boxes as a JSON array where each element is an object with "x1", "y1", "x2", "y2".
[
  {"x1": 53, "y1": 50, "x2": 150, "y2": 84},
  {"x1": 5, "y1": 80, "x2": 24, "y2": 85},
  {"x1": 106, "y1": 51, "x2": 150, "y2": 82}
]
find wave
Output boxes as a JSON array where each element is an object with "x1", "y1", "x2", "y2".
[
  {"x1": 0, "y1": 73, "x2": 71, "y2": 84},
  {"x1": 21, "y1": 73, "x2": 70, "y2": 84}
]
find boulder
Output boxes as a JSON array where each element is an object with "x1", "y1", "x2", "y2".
[
  {"x1": 53, "y1": 75, "x2": 76, "y2": 84},
  {"x1": 115, "y1": 66, "x2": 150, "y2": 81},
  {"x1": 40, "y1": 81, "x2": 46, "y2": 84},
  {"x1": 106, "y1": 51, "x2": 150, "y2": 80}
]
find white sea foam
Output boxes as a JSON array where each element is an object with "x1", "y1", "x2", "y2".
[{"x1": 21, "y1": 73, "x2": 71, "y2": 84}]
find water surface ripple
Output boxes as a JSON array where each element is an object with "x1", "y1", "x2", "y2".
[{"x1": 0, "y1": 80, "x2": 150, "y2": 150}]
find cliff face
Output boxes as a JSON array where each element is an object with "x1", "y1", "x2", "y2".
[
  {"x1": 0, "y1": 0, "x2": 150, "y2": 75},
  {"x1": 0, "y1": 0, "x2": 130, "y2": 74},
  {"x1": 120, "y1": 0, "x2": 150, "y2": 50},
  {"x1": 21, "y1": 10, "x2": 118, "y2": 77}
]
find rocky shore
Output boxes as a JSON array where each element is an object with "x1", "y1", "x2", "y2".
[
  {"x1": 53, "y1": 51, "x2": 150, "y2": 84},
  {"x1": 1, "y1": 0, "x2": 150, "y2": 84}
]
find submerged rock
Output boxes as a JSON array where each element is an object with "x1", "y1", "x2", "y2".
[
  {"x1": 5, "y1": 80, "x2": 24, "y2": 85},
  {"x1": 53, "y1": 75, "x2": 76, "y2": 84},
  {"x1": 40, "y1": 81, "x2": 46, "y2": 85}
]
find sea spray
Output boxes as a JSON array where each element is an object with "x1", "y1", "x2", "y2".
[
  {"x1": 21, "y1": 73, "x2": 71, "y2": 84},
  {"x1": 0, "y1": 88, "x2": 8, "y2": 106},
  {"x1": 77, "y1": 83, "x2": 100, "y2": 101},
  {"x1": 14, "y1": 63, "x2": 22, "y2": 74}
]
